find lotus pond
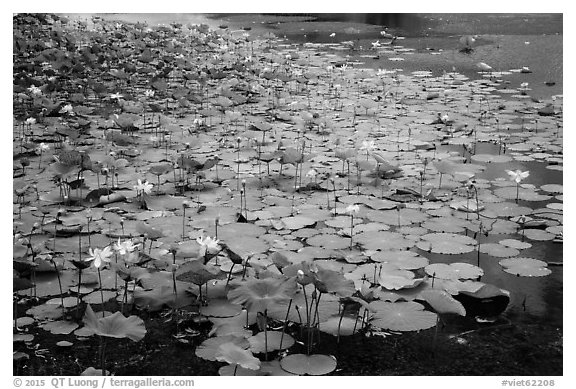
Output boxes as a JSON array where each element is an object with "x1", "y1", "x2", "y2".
[{"x1": 12, "y1": 13, "x2": 562, "y2": 376}]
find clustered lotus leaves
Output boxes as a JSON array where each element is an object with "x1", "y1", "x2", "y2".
[{"x1": 227, "y1": 276, "x2": 298, "y2": 313}]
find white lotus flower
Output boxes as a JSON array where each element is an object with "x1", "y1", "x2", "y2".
[
  {"x1": 27, "y1": 85, "x2": 42, "y2": 95},
  {"x1": 114, "y1": 238, "x2": 136, "y2": 256},
  {"x1": 59, "y1": 104, "x2": 74, "y2": 115},
  {"x1": 196, "y1": 236, "x2": 220, "y2": 257},
  {"x1": 306, "y1": 169, "x2": 317, "y2": 179},
  {"x1": 506, "y1": 169, "x2": 530, "y2": 184},
  {"x1": 133, "y1": 179, "x2": 153, "y2": 194},
  {"x1": 89, "y1": 246, "x2": 113, "y2": 268},
  {"x1": 360, "y1": 140, "x2": 376, "y2": 152}
]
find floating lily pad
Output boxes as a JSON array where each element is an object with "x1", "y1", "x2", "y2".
[
  {"x1": 218, "y1": 364, "x2": 263, "y2": 376},
  {"x1": 355, "y1": 231, "x2": 416, "y2": 251},
  {"x1": 499, "y1": 257, "x2": 551, "y2": 277},
  {"x1": 307, "y1": 234, "x2": 350, "y2": 250},
  {"x1": 369, "y1": 301, "x2": 437, "y2": 331},
  {"x1": 280, "y1": 354, "x2": 337, "y2": 376},
  {"x1": 493, "y1": 187, "x2": 552, "y2": 202},
  {"x1": 425, "y1": 263, "x2": 484, "y2": 280},
  {"x1": 14, "y1": 316, "x2": 35, "y2": 327},
  {"x1": 26, "y1": 303, "x2": 64, "y2": 320},
  {"x1": 14, "y1": 334, "x2": 34, "y2": 343},
  {"x1": 56, "y1": 340, "x2": 74, "y2": 347},
  {"x1": 200, "y1": 299, "x2": 243, "y2": 318},
  {"x1": 370, "y1": 250, "x2": 429, "y2": 269},
  {"x1": 319, "y1": 316, "x2": 362, "y2": 337},
  {"x1": 471, "y1": 154, "x2": 512, "y2": 163},
  {"x1": 41, "y1": 320, "x2": 79, "y2": 335},
  {"x1": 499, "y1": 239, "x2": 532, "y2": 250},
  {"x1": 46, "y1": 296, "x2": 78, "y2": 308},
  {"x1": 483, "y1": 202, "x2": 532, "y2": 217},
  {"x1": 479, "y1": 243, "x2": 520, "y2": 258},
  {"x1": 280, "y1": 216, "x2": 317, "y2": 230},
  {"x1": 196, "y1": 336, "x2": 250, "y2": 361},
  {"x1": 248, "y1": 331, "x2": 295, "y2": 353},
  {"x1": 378, "y1": 269, "x2": 423, "y2": 290},
  {"x1": 540, "y1": 184, "x2": 563, "y2": 194},
  {"x1": 417, "y1": 233, "x2": 477, "y2": 254},
  {"x1": 522, "y1": 229, "x2": 556, "y2": 241},
  {"x1": 83, "y1": 290, "x2": 118, "y2": 304}
]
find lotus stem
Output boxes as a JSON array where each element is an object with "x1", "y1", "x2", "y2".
[
  {"x1": 233, "y1": 365, "x2": 238, "y2": 376},
  {"x1": 310, "y1": 291, "x2": 322, "y2": 349},
  {"x1": 51, "y1": 258, "x2": 65, "y2": 314},
  {"x1": 226, "y1": 263, "x2": 235, "y2": 287},
  {"x1": 76, "y1": 268, "x2": 83, "y2": 320},
  {"x1": 279, "y1": 299, "x2": 292, "y2": 349},
  {"x1": 301, "y1": 284, "x2": 311, "y2": 355},
  {"x1": 121, "y1": 280, "x2": 128, "y2": 315},
  {"x1": 347, "y1": 161, "x2": 351, "y2": 193},
  {"x1": 337, "y1": 303, "x2": 345, "y2": 344},
  {"x1": 98, "y1": 268, "x2": 105, "y2": 318},
  {"x1": 264, "y1": 310, "x2": 269, "y2": 361},
  {"x1": 182, "y1": 207, "x2": 186, "y2": 239},
  {"x1": 350, "y1": 214, "x2": 354, "y2": 249}
]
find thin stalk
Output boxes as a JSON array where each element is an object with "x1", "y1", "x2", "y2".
[
  {"x1": 98, "y1": 268, "x2": 105, "y2": 318},
  {"x1": 279, "y1": 299, "x2": 292, "y2": 349},
  {"x1": 264, "y1": 310, "x2": 268, "y2": 361},
  {"x1": 51, "y1": 259, "x2": 65, "y2": 314},
  {"x1": 350, "y1": 214, "x2": 354, "y2": 249},
  {"x1": 337, "y1": 303, "x2": 345, "y2": 344},
  {"x1": 302, "y1": 284, "x2": 311, "y2": 355},
  {"x1": 76, "y1": 269, "x2": 83, "y2": 320}
]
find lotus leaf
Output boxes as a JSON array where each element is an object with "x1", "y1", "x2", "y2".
[
  {"x1": 418, "y1": 289, "x2": 466, "y2": 316},
  {"x1": 200, "y1": 299, "x2": 243, "y2": 318},
  {"x1": 319, "y1": 316, "x2": 362, "y2": 337},
  {"x1": 83, "y1": 304, "x2": 146, "y2": 341},
  {"x1": 425, "y1": 263, "x2": 484, "y2": 280},
  {"x1": 248, "y1": 331, "x2": 295, "y2": 353},
  {"x1": 227, "y1": 277, "x2": 298, "y2": 313},
  {"x1": 196, "y1": 335, "x2": 250, "y2": 361},
  {"x1": 306, "y1": 234, "x2": 350, "y2": 250},
  {"x1": 479, "y1": 243, "x2": 520, "y2": 258},
  {"x1": 280, "y1": 353, "x2": 337, "y2": 376},
  {"x1": 370, "y1": 250, "x2": 429, "y2": 269},
  {"x1": 369, "y1": 301, "x2": 437, "y2": 331},
  {"x1": 499, "y1": 239, "x2": 532, "y2": 250},
  {"x1": 522, "y1": 229, "x2": 556, "y2": 241},
  {"x1": 215, "y1": 342, "x2": 261, "y2": 370},
  {"x1": 41, "y1": 320, "x2": 79, "y2": 335},
  {"x1": 499, "y1": 257, "x2": 552, "y2": 277}
]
